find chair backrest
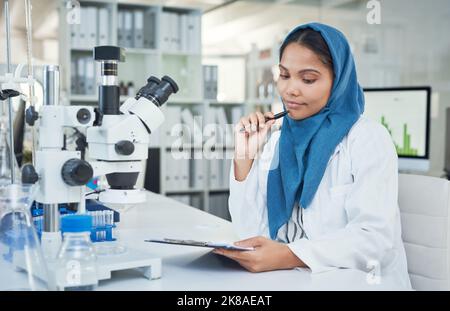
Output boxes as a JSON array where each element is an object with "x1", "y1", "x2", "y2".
[{"x1": 398, "y1": 174, "x2": 450, "y2": 290}]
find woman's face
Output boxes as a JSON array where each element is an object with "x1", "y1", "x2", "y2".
[{"x1": 277, "y1": 43, "x2": 334, "y2": 120}]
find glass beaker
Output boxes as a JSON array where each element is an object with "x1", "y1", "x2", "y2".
[
  {"x1": 0, "y1": 183, "x2": 49, "y2": 290},
  {"x1": 0, "y1": 118, "x2": 12, "y2": 186}
]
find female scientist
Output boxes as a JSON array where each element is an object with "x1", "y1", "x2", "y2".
[{"x1": 213, "y1": 22, "x2": 411, "y2": 287}]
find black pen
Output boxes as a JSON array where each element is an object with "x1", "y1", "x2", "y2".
[{"x1": 239, "y1": 110, "x2": 289, "y2": 132}]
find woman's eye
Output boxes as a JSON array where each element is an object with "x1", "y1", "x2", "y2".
[
  {"x1": 279, "y1": 75, "x2": 289, "y2": 80},
  {"x1": 303, "y1": 79, "x2": 316, "y2": 84}
]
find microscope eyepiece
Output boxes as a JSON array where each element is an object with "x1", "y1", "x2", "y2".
[
  {"x1": 147, "y1": 76, "x2": 161, "y2": 84},
  {"x1": 161, "y1": 76, "x2": 179, "y2": 93},
  {"x1": 152, "y1": 76, "x2": 179, "y2": 106},
  {"x1": 136, "y1": 76, "x2": 161, "y2": 99},
  {"x1": 135, "y1": 75, "x2": 178, "y2": 107}
]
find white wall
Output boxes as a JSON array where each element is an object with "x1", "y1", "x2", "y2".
[{"x1": 0, "y1": 32, "x2": 59, "y2": 66}]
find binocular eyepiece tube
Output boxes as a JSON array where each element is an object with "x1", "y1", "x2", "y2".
[{"x1": 136, "y1": 75, "x2": 179, "y2": 107}]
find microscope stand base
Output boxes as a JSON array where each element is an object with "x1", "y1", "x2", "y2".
[
  {"x1": 13, "y1": 246, "x2": 161, "y2": 290},
  {"x1": 95, "y1": 243, "x2": 162, "y2": 281}
]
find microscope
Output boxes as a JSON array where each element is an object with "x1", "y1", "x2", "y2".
[
  {"x1": 21, "y1": 46, "x2": 178, "y2": 280},
  {"x1": 88, "y1": 46, "x2": 178, "y2": 204}
]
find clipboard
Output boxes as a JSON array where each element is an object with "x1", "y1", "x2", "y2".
[{"x1": 144, "y1": 238, "x2": 255, "y2": 251}]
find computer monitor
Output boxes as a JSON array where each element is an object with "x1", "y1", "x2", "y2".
[{"x1": 363, "y1": 87, "x2": 431, "y2": 173}]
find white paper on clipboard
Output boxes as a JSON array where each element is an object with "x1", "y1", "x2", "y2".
[{"x1": 144, "y1": 238, "x2": 255, "y2": 251}]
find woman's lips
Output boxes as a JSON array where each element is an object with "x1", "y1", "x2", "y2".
[{"x1": 285, "y1": 100, "x2": 307, "y2": 109}]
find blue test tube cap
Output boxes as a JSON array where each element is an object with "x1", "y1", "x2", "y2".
[{"x1": 61, "y1": 214, "x2": 93, "y2": 233}]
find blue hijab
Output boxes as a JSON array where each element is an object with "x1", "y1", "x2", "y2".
[{"x1": 267, "y1": 22, "x2": 365, "y2": 239}]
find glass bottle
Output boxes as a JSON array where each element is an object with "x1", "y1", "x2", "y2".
[{"x1": 55, "y1": 214, "x2": 98, "y2": 291}]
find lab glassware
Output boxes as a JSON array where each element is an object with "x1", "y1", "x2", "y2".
[{"x1": 0, "y1": 183, "x2": 49, "y2": 290}]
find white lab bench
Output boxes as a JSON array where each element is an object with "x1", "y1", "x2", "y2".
[
  {"x1": 0, "y1": 191, "x2": 408, "y2": 291},
  {"x1": 96, "y1": 191, "x2": 408, "y2": 291}
]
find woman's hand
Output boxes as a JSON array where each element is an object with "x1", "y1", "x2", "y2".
[
  {"x1": 234, "y1": 111, "x2": 276, "y2": 181},
  {"x1": 213, "y1": 236, "x2": 306, "y2": 273}
]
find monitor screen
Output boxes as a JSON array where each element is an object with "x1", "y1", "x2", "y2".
[{"x1": 363, "y1": 87, "x2": 430, "y2": 159}]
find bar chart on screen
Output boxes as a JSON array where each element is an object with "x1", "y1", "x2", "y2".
[
  {"x1": 364, "y1": 88, "x2": 428, "y2": 159},
  {"x1": 381, "y1": 116, "x2": 418, "y2": 156}
]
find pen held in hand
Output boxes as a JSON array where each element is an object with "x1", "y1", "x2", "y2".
[{"x1": 239, "y1": 110, "x2": 289, "y2": 133}]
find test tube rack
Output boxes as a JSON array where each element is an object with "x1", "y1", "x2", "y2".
[{"x1": 31, "y1": 200, "x2": 119, "y2": 242}]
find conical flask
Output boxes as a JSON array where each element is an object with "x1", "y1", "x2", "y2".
[
  {"x1": 0, "y1": 183, "x2": 49, "y2": 290},
  {"x1": 0, "y1": 118, "x2": 12, "y2": 186}
]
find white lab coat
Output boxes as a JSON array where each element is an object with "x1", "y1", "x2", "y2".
[{"x1": 229, "y1": 116, "x2": 411, "y2": 288}]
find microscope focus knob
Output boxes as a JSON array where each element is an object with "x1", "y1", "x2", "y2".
[
  {"x1": 115, "y1": 140, "x2": 135, "y2": 156},
  {"x1": 25, "y1": 106, "x2": 39, "y2": 126},
  {"x1": 61, "y1": 158, "x2": 94, "y2": 186},
  {"x1": 21, "y1": 164, "x2": 39, "y2": 184}
]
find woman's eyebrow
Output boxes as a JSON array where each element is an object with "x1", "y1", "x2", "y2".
[
  {"x1": 279, "y1": 64, "x2": 320, "y2": 74},
  {"x1": 298, "y1": 69, "x2": 321, "y2": 75}
]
